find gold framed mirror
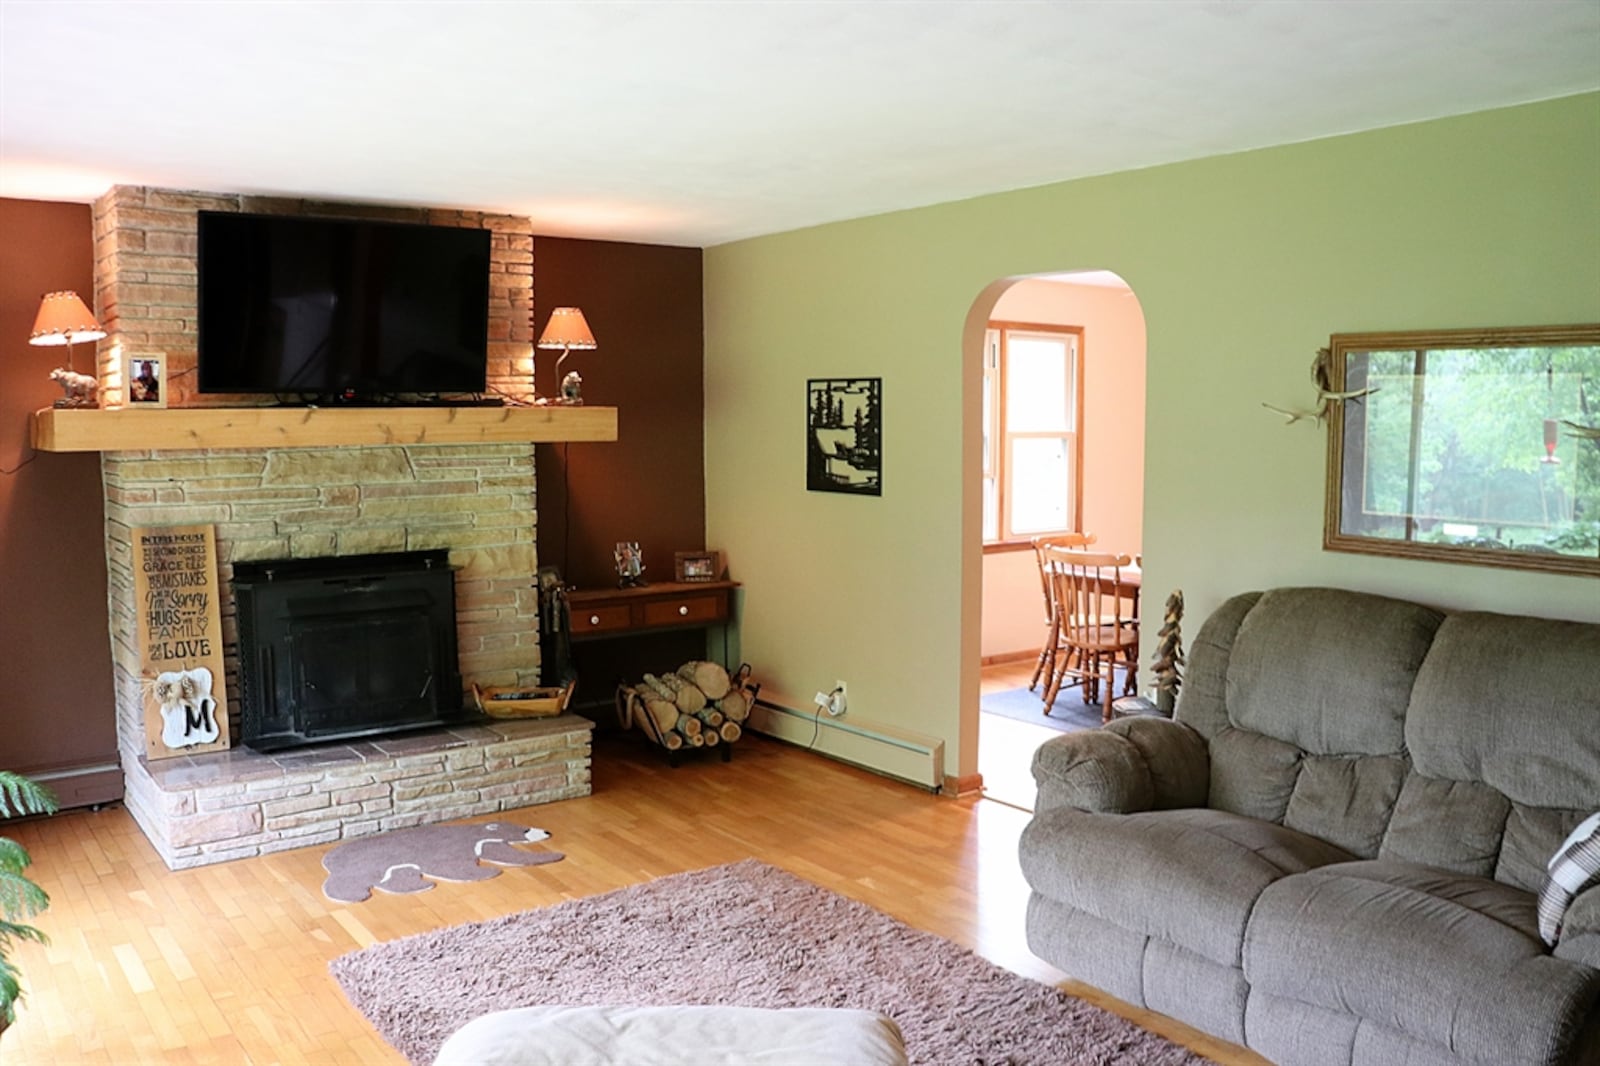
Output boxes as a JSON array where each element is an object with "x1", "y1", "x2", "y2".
[{"x1": 1324, "y1": 323, "x2": 1600, "y2": 577}]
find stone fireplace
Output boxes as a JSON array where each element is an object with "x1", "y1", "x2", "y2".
[
  {"x1": 100, "y1": 440, "x2": 595, "y2": 869},
  {"x1": 83, "y1": 186, "x2": 599, "y2": 870},
  {"x1": 233, "y1": 549, "x2": 468, "y2": 751}
]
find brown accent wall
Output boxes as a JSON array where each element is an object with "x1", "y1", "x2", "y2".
[
  {"x1": 533, "y1": 238, "x2": 705, "y2": 590},
  {"x1": 0, "y1": 207, "x2": 702, "y2": 788},
  {"x1": 0, "y1": 199, "x2": 119, "y2": 801}
]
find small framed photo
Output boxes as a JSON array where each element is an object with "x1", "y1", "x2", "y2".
[
  {"x1": 124, "y1": 352, "x2": 167, "y2": 408},
  {"x1": 614, "y1": 541, "x2": 646, "y2": 588},
  {"x1": 675, "y1": 550, "x2": 722, "y2": 583}
]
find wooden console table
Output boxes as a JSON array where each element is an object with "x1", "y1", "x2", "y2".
[
  {"x1": 562, "y1": 580, "x2": 741, "y2": 762},
  {"x1": 566, "y1": 580, "x2": 739, "y2": 642},
  {"x1": 562, "y1": 581, "x2": 739, "y2": 712}
]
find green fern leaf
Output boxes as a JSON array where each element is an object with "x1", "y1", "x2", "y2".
[
  {"x1": 0, "y1": 772, "x2": 56, "y2": 820},
  {"x1": 0, "y1": 867, "x2": 49, "y2": 922}
]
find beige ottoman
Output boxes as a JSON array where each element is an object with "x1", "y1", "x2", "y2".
[{"x1": 432, "y1": 1004, "x2": 909, "y2": 1066}]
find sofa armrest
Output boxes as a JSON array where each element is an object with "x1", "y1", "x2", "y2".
[
  {"x1": 1030, "y1": 716, "x2": 1209, "y2": 815},
  {"x1": 1554, "y1": 883, "x2": 1600, "y2": 969}
]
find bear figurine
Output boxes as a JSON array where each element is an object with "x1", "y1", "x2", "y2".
[
  {"x1": 321, "y1": 820, "x2": 563, "y2": 903},
  {"x1": 49, "y1": 366, "x2": 99, "y2": 407}
]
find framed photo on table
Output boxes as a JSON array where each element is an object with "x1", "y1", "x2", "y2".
[
  {"x1": 124, "y1": 352, "x2": 167, "y2": 408},
  {"x1": 675, "y1": 551, "x2": 722, "y2": 582}
]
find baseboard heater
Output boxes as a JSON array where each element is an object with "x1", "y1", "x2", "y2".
[
  {"x1": 27, "y1": 761, "x2": 124, "y2": 810},
  {"x1": 747, "y1": 699, "x2": 944, "y2": 792}
]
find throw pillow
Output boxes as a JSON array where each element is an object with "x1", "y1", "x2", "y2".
[{"x1": 1539, "y1": 812, "x2": 1600, "y2": 946}]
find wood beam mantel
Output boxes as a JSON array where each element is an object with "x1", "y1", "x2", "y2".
[{"x1": 31, "y1": 405, "x2": 618, "y2": 452}]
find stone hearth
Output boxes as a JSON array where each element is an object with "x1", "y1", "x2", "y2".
[
  {"x1": 99, "y1": 441, "x2": 578, "y2": 869},
  {"x1": 129, "y1": 717, "x2": 592, "y2": 870}
]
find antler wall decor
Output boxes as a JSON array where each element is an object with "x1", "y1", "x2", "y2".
[{"x1": 1262, "y1": 347, "x2": 1377, "y2": 426}]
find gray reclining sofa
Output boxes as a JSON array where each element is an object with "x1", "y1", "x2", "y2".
[{"x1": 1019, "y1": 587, "x2": 1600, "y2": 1065}]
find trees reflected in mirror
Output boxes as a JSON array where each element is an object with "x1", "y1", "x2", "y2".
[{"x1": 1325, "y1": 324, "x2": 1600, "y2": 576}]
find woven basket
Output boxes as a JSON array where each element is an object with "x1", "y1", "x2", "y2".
[{"x1": 471, "y1": 680, "x2": 575, "y2": 719}]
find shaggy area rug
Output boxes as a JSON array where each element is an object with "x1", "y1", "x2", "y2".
[{"x1": 330, "y1": 859, "x2": 1210, "y2": 1065}]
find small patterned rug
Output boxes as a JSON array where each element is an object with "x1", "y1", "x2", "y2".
[
  {"x1": 329, "y1": 859, "x2": 1210, "y2": 1065},
  {"x1": 321, "y1": 820, "x2": 563, "y2": 903}
]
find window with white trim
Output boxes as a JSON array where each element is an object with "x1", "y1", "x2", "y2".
[{"x1": 982, "y1": 323, "x2": 1083, "y2": 543}]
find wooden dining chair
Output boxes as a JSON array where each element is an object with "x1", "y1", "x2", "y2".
[
  {"x1": 1041, "y1": 547, "x2": 1139, "y2": 724},
  {"x1": 1028, "y1": 532, "x2": 1096, "y2": 694}
]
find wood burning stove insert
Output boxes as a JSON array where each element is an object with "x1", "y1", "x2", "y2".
[{"x1": 234, "y1": 550, "x2": 469, "y2": 752}]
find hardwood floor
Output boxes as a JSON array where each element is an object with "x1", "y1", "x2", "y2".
[
  {"x1": 3, "y1": 724, "x2": 1261, "y2": 1064},
  {"x1": 979, "y1": 658, "x2": 1080, "y2": 810}
]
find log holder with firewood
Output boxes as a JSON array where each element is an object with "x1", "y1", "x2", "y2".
[{"x1": 616, "y1": 661, "x2": 760, "y2": 766}]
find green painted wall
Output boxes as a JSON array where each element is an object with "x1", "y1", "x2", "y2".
[{"x1": 703, "y1": 94, "x2": 1600, "y2": 779}]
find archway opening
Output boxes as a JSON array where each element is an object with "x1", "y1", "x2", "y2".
[{"x1": 959, "y1": 270, "x2": 1148, "y2": 808}]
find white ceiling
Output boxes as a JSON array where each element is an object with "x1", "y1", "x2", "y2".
[{"x1": 2, "y1": 2, "x2": 1597, "y2": 247}]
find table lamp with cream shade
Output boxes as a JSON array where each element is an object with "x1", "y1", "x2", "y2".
[
  {"x1": 536, "y1": 307, "x2": 596, "y2": 405},
  {"x1": 29, "y1": 290, "x2": 106, "y2": 408}
]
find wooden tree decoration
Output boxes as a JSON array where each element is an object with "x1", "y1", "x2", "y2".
[{"x1": 1151, "y1": 589, "x2": 1185, "y2": 716}]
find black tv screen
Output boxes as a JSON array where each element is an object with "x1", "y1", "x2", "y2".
[{"x1": 197, "y1": 212, "x2": 490, "y2": 398}]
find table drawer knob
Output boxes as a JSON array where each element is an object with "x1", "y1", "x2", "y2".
[
  {"x1": 678, "y1": 605, "x2": 689, "y2": 616},
  {"x1": 589, "y1": 615, "x2": 601, "y2": 625}
]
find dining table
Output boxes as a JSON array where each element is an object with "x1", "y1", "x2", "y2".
[{"x1": 1044, "y1": 554, "x2": 1141, "y2": 616}]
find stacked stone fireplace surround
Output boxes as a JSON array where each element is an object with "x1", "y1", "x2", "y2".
[{"x1": 92, "y1": 187, "x2": 592, "y2": 870}]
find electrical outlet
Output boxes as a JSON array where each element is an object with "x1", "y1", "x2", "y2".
[{"x1": 830, "y1": 680, "x2": 848, "y2": 717}]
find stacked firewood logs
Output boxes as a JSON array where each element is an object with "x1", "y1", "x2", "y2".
[{"x1": 617, "y1": 662, "x2": 759, "y2": 754}]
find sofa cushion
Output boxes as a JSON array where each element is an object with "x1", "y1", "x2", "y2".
[
  {"x1": 1407, "y1": 613, "x2": 1600, "y2": 811},
  {"x1": 1173, "y1": 590, "x2": 1261, "y2": 741},
  {"x1": 1282, "y1": 753, "x2": 1407, "y2": 859},
  {"x1": 1407, "y1": 612, "x2": 1600, "y2": 889},
  {"x1": 1020, "y1": 806, "x2": 1352, "y2": 969},
  {"x1": 1501, "y1": 805, "x2": 1598, "y2": 894},
  {"x1": 1245, "y1": 988, "x2": 1466, "y2": 1066},
  {"x1": 1207, "y1": 726, "x2": 1302, "y2": 822},
  {"x1": 1225, "y1": 587, "x2": 1442, "y2": 757},
  {"x1": 1244, "y1": 860, "x2": 1600, "y2": 1065},
  {"x1": 1379, "y1": 773, "x2": 1510, "y2": 878}
]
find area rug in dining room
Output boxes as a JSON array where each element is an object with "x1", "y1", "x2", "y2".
[
  {"x1": 981, "y1": 684, "x2": 1104, "y2": 733},
  {"x1": 329, "y1": 858, "x2": 1210, "y2": 1065}
]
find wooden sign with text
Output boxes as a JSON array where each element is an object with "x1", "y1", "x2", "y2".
[{"x1": 132, "y1": 525, "x2": 230, "y2": 760}]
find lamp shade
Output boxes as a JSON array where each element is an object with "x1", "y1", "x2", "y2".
[
  {"x1": 29, "y1": 291, "x2": 106, "y2": 346},
  {"x1": 536, "y1": 307, "x2": 597, "y2": 351}
]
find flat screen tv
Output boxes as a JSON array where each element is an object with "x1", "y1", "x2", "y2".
[{"x1": 197, "y1": 212, "x2": 491, "y2": 400}]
